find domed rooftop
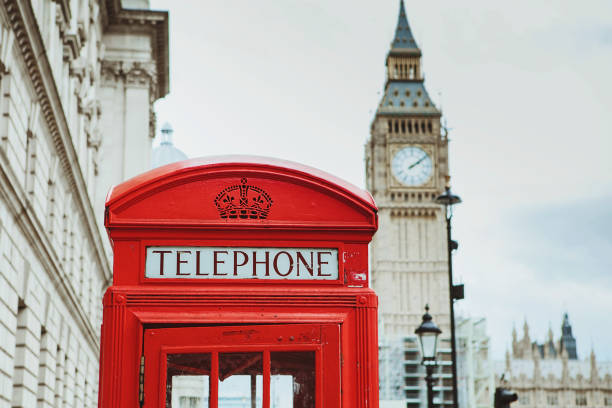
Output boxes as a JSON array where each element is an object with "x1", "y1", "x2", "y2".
[{"x1": 151, "y1": 122, "x2": 188, "y2": 169}]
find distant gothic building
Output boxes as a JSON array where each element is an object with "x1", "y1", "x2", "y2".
[
  {"x1": 0, "y1": 0, "x2": 168, "y2": 406},
  {"x1": 496, "y1": 314, "x2": 612, "y2": 408}
]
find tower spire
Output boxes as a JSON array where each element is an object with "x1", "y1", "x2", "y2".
[
  {"x1": 560, "y1": 312, "x2": 578, "y2": 360},
  {"x1": 391, "y1": 0, "x2": 419, "y2": 51},
  {"x1": 383, "y1": 1, "x2": 426, "y2": 87}
]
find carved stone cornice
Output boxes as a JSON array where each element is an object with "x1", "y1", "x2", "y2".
[
  {"x1": 100, "y1": 59, "x2": 158, "y2": 139},
  {"x1": 100, "y1": 0, "x2": 168, "y2": 100},
  {"x1": 62, "y1": 32, "x2": 80, "y2": 62},
  {"x1": 0, "y1": 23, "x2": 14, "y2": 74},
  {"x1": 53, "y1": 0, "x2": 71, "y2": 26},
  {"x1": 388, "y1": 207, "x2": 437, "y2": 217},
  {"x1": 100, "y1": 59, "x2": 121, "y2": 85},
  {"x1": 388, "y1": 134, "x2": 438, "y2": 144},
  {"x1": 2, "y1": 0, "x2": 111, "y2": 289},
  {"x1": 69, "y1": 58, "x2": 86, "y2": 80},
  {"x1": 125, "y1": 60, "x2": 157, "y2": 91},
  {"x1": 101, "y1": 59, "x2": 157, "y2": 95}
]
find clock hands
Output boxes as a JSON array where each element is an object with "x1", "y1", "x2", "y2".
[
  {"x1": 407, "y1": 155, "x2": 428, "y2": 170},
  {"x1": 392, "y1": 147, "x2": 432, "y2": 186}
]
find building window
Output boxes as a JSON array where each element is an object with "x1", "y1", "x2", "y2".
[
  {"x1": 576, "y1": 393, "x2": 587, "y2": 406},
  {"x1": 547, "y1": 394, "x2": 558, "y2": 405},
  {"x1": 179, "y1": 396, "x2": 201, "y2": 408},
  {"x1": 604, "y1": 395, "x2": 612, "y2": 406}
]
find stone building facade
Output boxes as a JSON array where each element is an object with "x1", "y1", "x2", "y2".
[
  {"x1": 366, "y1": 1, "x2": 454, "y2": 406},
  {"x1": 496, "y1": 314, "x2": 612, "y2": 408},
  {"x1": 456, "y1": 317, "x2": 495, "y2": 408},
  {"x1": 0, "y1": 0, "x2": 167, "y2": 406}
]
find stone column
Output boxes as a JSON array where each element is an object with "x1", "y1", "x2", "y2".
[{"x1": 96, "y1": 59, "x2": 157, "y2": 224}]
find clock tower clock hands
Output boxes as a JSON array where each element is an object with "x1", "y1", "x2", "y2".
[{"x1": 408, "y1": 155, "x2": 428, "y2": 170}]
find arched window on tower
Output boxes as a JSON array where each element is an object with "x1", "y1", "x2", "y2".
[
  {"x1": 409, "y1": 65, "x2": 415, "y2": 79},
  {"x1": 421, "y1": 121, "x2": 426, "y2": 133},
  {"x1": 408, "y1": 121, "x2": 413, "y2": 133},
  {"x1": 394, "y1": 121, "x2": 399, "y2": 133},
  {"x1": 388, "y1": 120, "x2": 393, "y2": 133},
  {"x1": 428, "y1": 121, "x2": 432, "y2": 133},
  {"x1": 401, "y1": 120, "x2": 406, "y2": 133}
]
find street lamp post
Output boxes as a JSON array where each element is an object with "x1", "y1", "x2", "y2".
[
  {"x1": 435, "y1": 186, "x2": 462, "y2": 408},
  {"x1": 415, "y1": 305, "x2": 442, "y2": 408}
]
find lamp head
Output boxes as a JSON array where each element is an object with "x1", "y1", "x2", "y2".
[
  {"x1": 435, "y1": 187, "x2": 461, "y2": 207},
  {"x1": 415, "y1": 305, "x2": 442, "y2": 360}
]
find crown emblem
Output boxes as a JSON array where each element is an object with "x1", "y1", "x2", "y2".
[{"x1": 214, "y1": 178, "x2": 273, "y2": 220}]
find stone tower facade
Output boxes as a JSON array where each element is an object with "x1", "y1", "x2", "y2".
[
  {"x1": 366, "y1": 0, "x2": 450, "y2": 338},
  {"x1": 367, "y1": 2, "x2": 454, "y2": 405}
]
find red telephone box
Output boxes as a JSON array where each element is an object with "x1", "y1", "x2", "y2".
[{"x1": 98, "y1": 156, "x2": 379, "y2": 408}]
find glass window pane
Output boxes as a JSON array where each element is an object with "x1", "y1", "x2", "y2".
[
  {"x1": 219, "y1": 352, "x2": 263, "y2": 408},
  {"x1": 270, "y1": 351, "x2": 315, "y2": 408},
  {"x1": 166, "y1": 353, "x2": 211, "y2": 408}
]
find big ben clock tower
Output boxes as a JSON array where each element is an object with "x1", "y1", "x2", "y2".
[{"x1": 366, "y1": 2, "x2": 454, "y2": 404}]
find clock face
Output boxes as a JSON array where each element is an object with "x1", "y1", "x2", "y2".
[{"x1": 391, "y1": 146, "x2": 433, "y2": 186}]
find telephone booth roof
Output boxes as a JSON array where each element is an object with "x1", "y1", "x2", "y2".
[{"x1": 105, "y1": 155, "x2": 378, "y2": 234}]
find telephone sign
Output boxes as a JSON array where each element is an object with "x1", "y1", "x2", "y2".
[
  {"x1": 98, "y1": 156, "x2": 379, "y2": 408},
  {"x1": 145, "y1": 246, "x2": 339, "y2": 280}
]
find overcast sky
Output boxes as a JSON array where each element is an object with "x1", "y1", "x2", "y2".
[{"x1": 148, "y1": 0, "x2": 612, "y2": 361}]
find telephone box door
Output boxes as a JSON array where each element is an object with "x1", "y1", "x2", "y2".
[{"x1": 144, "y1": 324, "x2": 341, "y2": 408}]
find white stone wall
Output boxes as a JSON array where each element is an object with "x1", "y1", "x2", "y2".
[
  {"x1": 456, "y1": 318, "x2": 495, "y2": 408},
  {"x1": 0, "y1": 0, "x2": 167, "y2": 406}
]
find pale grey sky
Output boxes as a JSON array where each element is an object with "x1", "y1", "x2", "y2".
[{"x1": 149, "y1": 0, "x2": 612, "y2": 360}]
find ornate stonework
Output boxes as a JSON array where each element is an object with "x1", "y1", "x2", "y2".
[
  {"x1": 0, "y1": 0, "x2": 168, "y2": 406},
  {"x1": 497, "y1": 315, "x2": 612, "y2": 408}
]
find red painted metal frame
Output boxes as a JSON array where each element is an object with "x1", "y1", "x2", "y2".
[
  {"x1": 144, "y1": 324, "x2": 339, "y2": 408},
  {"x1": 98, "y1": 157, "x2": 379, "y2": 408}
]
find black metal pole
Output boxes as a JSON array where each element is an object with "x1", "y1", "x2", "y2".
[
  {"x1": 426, "y1": 364, "x2": 435, "y2": 408},
  {"x1": 445, "y1": 207, "x2": 459, "y2": 408}
]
